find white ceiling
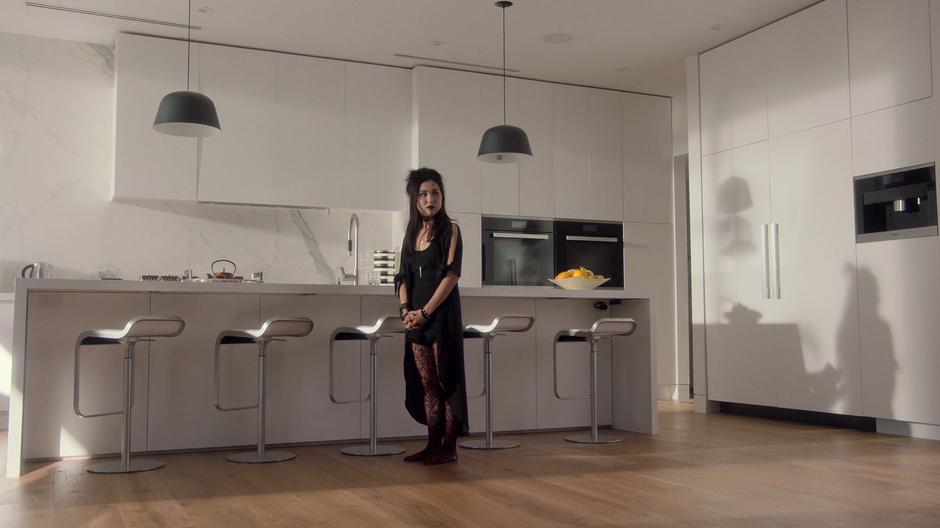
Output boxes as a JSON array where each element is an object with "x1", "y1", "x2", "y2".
[{"x1": 0, "y1": 0, "x2": 818, "y2": 95}]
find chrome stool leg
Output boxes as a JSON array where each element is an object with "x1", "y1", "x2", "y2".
[
  {"x1": 565, "y1": 339, "x2": 623, "y2": 444},
  {"x1": 460, "y1": 336, "x2": 518, "y2": 450},
  {"x1": 87, "y1": 341, "x2": 165, "y2": 474},
  {"x1": 227, "y1": 341, "x2": 295, "y2": 463},
  {"x1": 342, "y1": 338, "x2": 405, "y2": 456}
]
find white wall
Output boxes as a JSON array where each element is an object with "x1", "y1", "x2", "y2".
[
  {"x1": 672, "y1": 92, "x2": 688, "y2": 156},
  {"x1": 0, "y1": 32, "x2": 401, "y2": 292},
  {"x1": 0, "y1": 294, "x2": 12, "y2": 429}
]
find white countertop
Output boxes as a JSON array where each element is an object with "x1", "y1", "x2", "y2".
[{"x1": 13, "y1": 278, "x2": 650, "y2": 300}]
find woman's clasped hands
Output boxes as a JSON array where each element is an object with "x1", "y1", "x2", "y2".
[{"x1": 403, "y1": 309, "x2": 428, "y2": 330}]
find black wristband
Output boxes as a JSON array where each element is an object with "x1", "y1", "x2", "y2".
[
  {"x1": 420, "y1": 307, "x2": 431, "y2": 321},
  {"x1": 399, "y1": 303, "x2": 409, "y2": 319}
]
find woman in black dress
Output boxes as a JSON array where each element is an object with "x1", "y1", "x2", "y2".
[{"x1": 394, "y1": 168, "x2": 468, "y2": 465}]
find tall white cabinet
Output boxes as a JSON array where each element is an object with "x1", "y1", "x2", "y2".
[
  {"x1": 769, "y1": 121, "x2": 859, "y2": 415},
  {"x1": 702, "y1": 141, "x2": 776, "y2": 407},
  {"x1": 697, "y1": 0, "x2": 940, "y2": 426}
]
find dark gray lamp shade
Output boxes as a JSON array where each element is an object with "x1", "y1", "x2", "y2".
[
  {"x1": 478, "y1": 124, "x2": 532, "y2": 163},
  {"x1": 153, "y1": 90, "x2": 221, "y2": 137}
]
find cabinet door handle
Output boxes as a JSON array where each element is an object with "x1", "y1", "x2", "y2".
[
  {"x1": 762, "y1": 223, "x2": 770, "y2": 299},
  {"x1": 773, "y1": 222, "x2": 781, "y2": 299}
]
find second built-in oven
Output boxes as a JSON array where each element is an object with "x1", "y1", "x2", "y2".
[
  {"x1": 554, "y1": 220, "x2": 624, "y2": 288},
  {"x1": 482, "y1": 217, "x2": 554, "y2": 286}
]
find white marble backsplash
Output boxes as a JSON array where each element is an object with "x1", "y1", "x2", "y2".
[{"x1": 0, "y1": 32, "x2": 403, "y2": 291}]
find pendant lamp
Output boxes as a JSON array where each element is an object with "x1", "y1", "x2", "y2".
[
  {"x1": 154, "y1": 0, "x2": 220, "y2": 137},
  {"x1": 478, "y1": 1, "x2": 532, "y2": 163}
]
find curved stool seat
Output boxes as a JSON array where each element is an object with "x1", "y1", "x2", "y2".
[
  {"x1": 215, "y1": 317, "x2": 314, "y2": 464},
  {"x1": 329, "y1": 315, "x2": 405, "y2": 456},
  {"x1": 460, "y1": 315, "x2": 535, "y2": 450},
  {"x1": 74, "y1": 315, "x2": 185, "y2": 474},
  {"x1": 553, "y1": 318, "x2": 637, "y2": 444}
]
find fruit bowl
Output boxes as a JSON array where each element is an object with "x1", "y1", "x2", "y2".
[{"x1": 549, "y1": 277, "x2": 611, "y2": 290}]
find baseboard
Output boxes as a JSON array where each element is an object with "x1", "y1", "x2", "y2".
[
  {"x1": 877, "y1": 419, "x2": 940, "y2": 441},
  {"x1": 0, "y1": 410, "x2": 7, "y2": 431},
  {"x1": 717, "y1": 401, "x2": 876, "y2": 432}
]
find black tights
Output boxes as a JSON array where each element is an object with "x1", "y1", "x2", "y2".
[{"x1": 412, "y1": 343, "x2": 459, "y2": 455}]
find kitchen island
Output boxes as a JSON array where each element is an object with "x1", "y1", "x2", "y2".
[{"x1": 6, "y1": 279, "x2": 655, "y2": 477}]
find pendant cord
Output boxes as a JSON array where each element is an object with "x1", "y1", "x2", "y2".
[
  {"x1": 186, "y1": 0, "x2": 191, "y2": 91},
  {"x1": 502, "y1": 4, "x2": 506, "y2": 125}
]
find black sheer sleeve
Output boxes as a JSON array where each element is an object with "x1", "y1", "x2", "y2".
[
  {"x1": 393, "y1": 247, "x2": 411, "y2": 299},
  {"x1": 440, "y1": 222, "x2": 462, "y2": 278}
]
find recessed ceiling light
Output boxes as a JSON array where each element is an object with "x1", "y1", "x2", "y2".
[
  {"x1": 429, "y1": 40, "x2": 446, "y2": 47},
  {"x1": 542, "y1": 33, "x2": 574, "y2": 45},
  {"x1": 710, "y1": 23, "x2": 725, "y2": 31},
  {"x1": 197, "y1": 6, "x2": 214, "y2": 14}
]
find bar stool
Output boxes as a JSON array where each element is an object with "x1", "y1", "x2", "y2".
[
  {"x1": 459, "y1": 315, "x2": 535, "y2": 450},
  {"x1": 214, "y1": 317, "x2": 314, "y2": 463},
  {"x1": 73, "y1": 315, "x2": 185, "y2": 474},
  {"x1": 329, "y1": 315, "x2": 405, "y2": 456},
  {"x1": 553, "y1": 317, "x2": 637, "y2": 444}
]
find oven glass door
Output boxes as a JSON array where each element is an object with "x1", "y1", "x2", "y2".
[
  {"x1": 484, "y1": 232, "x2": 554, "y2": 286},
  {"x1": 556, "y1": 235, "x2": 624, "y2": 287}
]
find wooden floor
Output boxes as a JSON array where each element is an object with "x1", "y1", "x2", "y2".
[{"x1": 2, "y1": 401, "x2": 940, "y2": 527}]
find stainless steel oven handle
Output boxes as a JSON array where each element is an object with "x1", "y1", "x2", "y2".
[
  {"x1": 564, "y1": 235, "x2": 620, "y2": 243},
  {"x1": 491, "y1": 232, "x2": 550, "y2": 240}
]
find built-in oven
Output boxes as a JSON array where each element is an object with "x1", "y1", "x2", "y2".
[
  {"x1": 554, "y1": 220, "x2": 624, "y2": 288},
  {"x1": 482, "y1": 217, "x2": 554, "y2": 286}
]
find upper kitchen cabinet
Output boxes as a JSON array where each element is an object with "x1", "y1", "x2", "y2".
[
  {"x1": 851, "y1": 97, "x2": 935, "y2": 176},
  {"x1": 622, "y1": 93, "x2": 673, "y2": 224},
  {"x1": 699, "y1": 29, "x2": 768, "y2": 155},
  {"x1": 413, "y1": 66, "x2": 482, "y2": 214},
  {"x1": 113, "y1": 33, "x2": 198, "y2": 201},
  {"x1": 511, "y1": 78, "x2": 555, "y2": 218},
  {"x1": 198, "y1": 44, "x2": 277, "y2": 205},
  {"x1": 553, "y1": 84, "x2": 590, "y2": 220},
  {"x1": 344, "y1": 63, "x2": 412, "y2": 211},
  {"x1": 848, "y1": 0, "x2": 932, "y2": 117},
  {"x1": 273, "y1": 54, "x2": 346, "y2": 208},
  {"x1": 587, "y1": 89, "x2": 623, "y2": 221},
  {"x1": 480, "y1": 74, "x2": 520, "y2": 216},
  {"x1": 764, "y1": 0, "x2": 850, "y2": 138}
]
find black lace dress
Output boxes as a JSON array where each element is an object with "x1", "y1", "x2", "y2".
[{"x1": 395, "y1": 220, "x2": 469, "y2": 435}]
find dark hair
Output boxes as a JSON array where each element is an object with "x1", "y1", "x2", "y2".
[{"x1": 403, "y1": 167, "x2": 451, "y2": 255}]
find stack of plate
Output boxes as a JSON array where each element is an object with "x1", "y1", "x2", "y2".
[{"x1": 372, "y1": 250, "x2": 397, "y2": 285}]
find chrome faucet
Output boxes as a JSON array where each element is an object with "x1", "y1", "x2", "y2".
[{"x1": 343, "y1": 213, "x2": 360, "y2": 285}]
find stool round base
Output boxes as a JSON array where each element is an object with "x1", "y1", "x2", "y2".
[
  {"x1": 87, "y1": 459, "x2": 165, "y2": 474},
  {"x1": 564, "y1": 433, "x2": 623, "y2": 444},
  {"x1": 459, "y1": 439, "x2": 520, "y2": 450},
  {"x1": 341, "y1": 444, "x2": 405, "y2": 456},
  {"x1": 225, "y1": 451, "x2": 296, "y2": 464}
]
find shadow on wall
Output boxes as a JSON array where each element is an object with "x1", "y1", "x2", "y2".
[
  {"x1": 699, "y1": 266, "x2": 896, "y2": 418},
  {"x1": 854, "y1": 266, "x2": 896, "y2": 416},
  {"x1": 715, "y1": 176, "x2": 756, "y2": 256}
]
